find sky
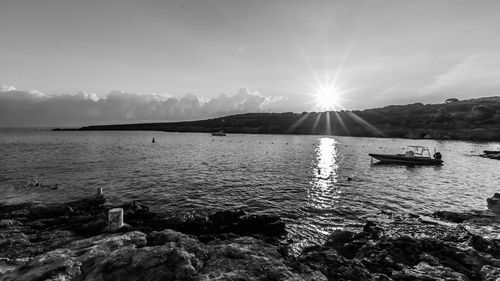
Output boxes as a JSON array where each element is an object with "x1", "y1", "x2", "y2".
[{"x1": 1, "y1": 0, "x2": 500, "y2": 126}]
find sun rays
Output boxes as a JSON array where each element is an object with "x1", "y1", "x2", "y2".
[
  {"x1": 284, "y1": 40, "x2": 381, "y2": 136},
  {"x1": 313, "y1": 82, "x2": 341, "y2": 111}
]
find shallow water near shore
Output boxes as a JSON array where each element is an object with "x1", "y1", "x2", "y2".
[{"x1": 1, "y1": 128, "x2": 499, "y2": 246}]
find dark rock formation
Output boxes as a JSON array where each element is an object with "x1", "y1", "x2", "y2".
[
  {"x1": 487, "y1": 193, "x2": 500, "y2": 214},
  {"x1": 481, "y1": 152, "x2": 500, "y2": 160},
  {"x1": 2, "y1": 230, "x2": 325, "y2": 281},
  {"x1": 0, "y1": 195, "x2": 286, "y2": 277},
  {"x1": 432, "y1": 210, "x2": 476, "y2": 223},
  {"x1": 295, "y1": 218, "x2": 500, "y2": 281},
  {"x1": 120, "y1": 202, "x2": 286, "y2": 241},
  {"x1": 0, "y1": 195, "x2": 106, "y2": 261},
  {"x1": 2, "y1": 194, "x2": 500, "y2": 280}
]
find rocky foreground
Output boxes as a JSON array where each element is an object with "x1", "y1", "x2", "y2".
[{"x1": 1, "y1": 194, "x2": 500, "y2": 280}]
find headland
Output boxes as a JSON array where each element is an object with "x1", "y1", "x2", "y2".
[{"x1": 55, "y1": 96, "x2": 500, "y2": 141}]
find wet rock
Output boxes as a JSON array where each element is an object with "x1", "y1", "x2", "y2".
[
  {"x1": 122, "y1": 205, "x2": 286, "y2": 241},
  {"x1": 0, "y1": 232, "x2": 31, "y2": 249},
  {"x1": 3, "y1": 195, "x2": 500, "y2": 281},
  {"x1": 146, "y1": 229, "x2": 207, "y2": 261},
  {"x1": 208, "y1": 208, "x2": 246, "y2": 227},
  {"x1": 298, "y1": 247, "x2": 343, "y2": 275},
  {"x1": 354, "y1": 236, "x2": 424, "y2": 275},
  {"x1": 199, "y1": 236, "x2": 325, "y2": 281},
  {"x1": 362, "y1": 221, "x2": 385, "y2": 239},
  {"x1": 487, "y1": 193, "x2": 500, "y2": 214},
  {"x1": 3, "y1": 230, "x2": 320, "y2": 281},
  {"x1": 77, "y1": 218, "x2": 108, "y2": 235},
  {"x1": 174, "y1": 209, "x2": 286, "y2": 240},
  {"x1": 2, "y1": 231, "x2": 147, "y2": 281},
  {"x1": 87, "y1": 242, "x2": 203, "y2": 280},
  {"x1": 481, "y1": 265, "x2": 500, "y2": 281},
  {"x1": 298, "y1": 219, "x2": 500, "y2": 280},
  {"x1": 432, "y1": 211, "x2": 475, "y2": 223},
  {"x1": 482, "y1": 153, "x2": 500, "y2": 160},
  {"x1": 122, "y1": 200, "x2": 158, "y2": 223},
  {"x1": 469, "y1": 234, "x2": 500, "y2": 258},
  {"x1": 430, "y1": 244, "x2": 487, "y2": 280},
  {"x1": 393, "y1": 262, "x2": 468, "y2": 280},
  {"x1": 298, "y1": 246, "x2": 373, "y2": 280},
  {"x1": 0, "y1": 219, "x2": 22, "y2": 228},
  {"x1": 27, "y1": 195, "x2": 105, "y2": 220}
]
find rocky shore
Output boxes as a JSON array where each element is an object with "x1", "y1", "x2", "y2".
[
  {"x1": 1, "y1": 194, "x2": 500, "y2": 280},
  {"x1": 480, "y1": 151, "x2": 500, "y2": 161}
]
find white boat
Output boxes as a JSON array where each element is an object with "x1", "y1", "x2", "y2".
[
  {"x1": 211, "y1": 130, "x2": 226, "y2": 136},
  {"x1": 369, "y1": 145, "x2": 443, "y2": 165}
]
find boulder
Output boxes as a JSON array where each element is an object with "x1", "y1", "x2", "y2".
[
  {"x1": 86, "y1": 243, "x2": 203, "y2": 281},
  {"x1": 487, "y1": 193, "x2": 500, "y2": 214},
  {"x1": 146, "y1": 229, "x2": 207, "y2": 261},
  {"x1": 3, "y1": 229, "x2": 324, "y2": 281},
  {"x1": 2, "y1": 231, "x2": 147, "y2": 281},
  {"x1": 324, "y1": 230, "x2": 355, "y2": 248},
  {"x1": 123, "y1": 206, "x2": 287, "y2": 241},
  {"x1": 199, "y1": 236, "x2": 326, "y2": 281},
  {"x1": 393, "y1": 262, "x2": 468, "y2": 280},
  {"x1": 481, "y1": 265, "x2": 500, "y2": 281},
  {"x1": 469, "y1": 234, "x2": 500, "y2": 258},
  {"x1": 432, "y1": 211, "x2": 475, "y2": 223},
  {"x1": 27, "y1": 195, "x2": 105, "y2": 220}
]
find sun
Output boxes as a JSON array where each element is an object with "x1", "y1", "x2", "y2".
[{"x1": 314, "y1": 84, "x2": 339, "y2": 110}]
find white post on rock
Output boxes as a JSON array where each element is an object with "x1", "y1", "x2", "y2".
[{"x1": 108, "y1": 208, "x2": 124, "y2": 230}]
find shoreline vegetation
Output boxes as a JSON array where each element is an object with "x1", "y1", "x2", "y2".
[
  {"x1": 54, "y1": 96, "x2": 500, "y2": 142},
  {"x1": 1, "y1": 193, "x2": 500, "y2": 280}
]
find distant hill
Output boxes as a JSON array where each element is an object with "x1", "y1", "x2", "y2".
[{"x1": 59, "y1": 96, "x2": 500, "y2": 141}]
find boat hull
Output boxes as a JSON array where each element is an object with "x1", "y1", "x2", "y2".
[{"x1": 369, "y1": 153, "x2": 443, "y2": 165}]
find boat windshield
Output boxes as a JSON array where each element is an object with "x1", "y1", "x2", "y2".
[{"x1": 407, "y1": 146, "x2": 431, "y2": 157}]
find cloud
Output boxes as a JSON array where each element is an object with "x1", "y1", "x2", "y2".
[{"x1": 0, "y1": 87, "x2": 284, "y2": 127}]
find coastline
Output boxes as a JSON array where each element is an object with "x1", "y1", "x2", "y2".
[
  {"x1": 1, "y1": 193, "x2": 500, "y2": 280},
  {"x1": 51, "y1": 96, "x2": 500, "y2": 142}
]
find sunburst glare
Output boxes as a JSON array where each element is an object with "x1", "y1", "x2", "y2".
[{"x1": 314, "y1": 82, "x2": 340, "y2": 111}]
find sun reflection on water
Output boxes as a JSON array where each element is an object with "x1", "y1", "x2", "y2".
[{"x1": 308, "y1": 137, "x2": 341, "y2": 210}]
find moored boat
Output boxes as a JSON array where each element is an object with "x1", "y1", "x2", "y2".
[
  {"x1": 211, "y1": 130, "x2": 226, "y2": 136},
  {"x1": 369, "y1": 145, "x2": 443, "y2": 165}
]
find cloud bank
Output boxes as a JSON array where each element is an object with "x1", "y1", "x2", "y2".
[{"x1": 0, "y1": 87, "x2": 284, "y2": 127}]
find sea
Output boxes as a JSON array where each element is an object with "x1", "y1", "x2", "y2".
[{"x1": 1, "y1": 128, "x2": 499, "y2": 247}]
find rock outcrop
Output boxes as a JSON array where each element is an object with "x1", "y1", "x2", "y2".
[
  {"x1": 2, "y1": 229, "x2": 325, "y2": 281},
  {"x1": 2, "y1": 194, "x2": 500, "y2": 280},
  {"x1": 120, "y1": 202, "x2": 286, "y2": 242},
  {"x1": 487, "y1": 193, "x2": 500, "y2": 214}
]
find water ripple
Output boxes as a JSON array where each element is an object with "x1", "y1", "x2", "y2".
[{"x1": 0, "y1": 129, "x2": 498, "y2": 245}]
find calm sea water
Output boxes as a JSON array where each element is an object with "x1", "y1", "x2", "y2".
[{"x1": 1, "y1": 129, "x2": 499, "y2": 246}]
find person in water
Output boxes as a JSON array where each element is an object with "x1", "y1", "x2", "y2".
[{"x1": 152, "y1": 137, "x2": 155, "y2": 143}]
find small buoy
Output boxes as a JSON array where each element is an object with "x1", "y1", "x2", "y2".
[{"x1": 96, "y1": 187, "x2": 103, "y2": 195}]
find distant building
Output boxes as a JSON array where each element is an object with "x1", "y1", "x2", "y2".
[{"x1": 445, "y1": 98, "x2": 459, "y2": 103}]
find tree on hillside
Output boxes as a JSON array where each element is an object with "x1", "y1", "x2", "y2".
[{"x1": 445, "y1": 98, "x2": 459, "y2": 103}]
